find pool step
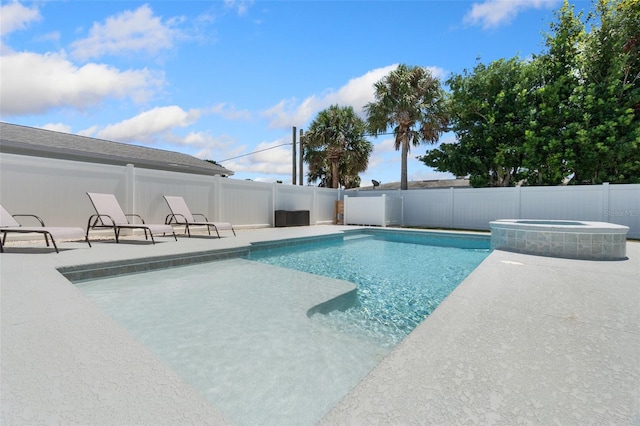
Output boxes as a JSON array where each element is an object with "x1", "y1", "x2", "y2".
[{"x1": 343, "y1": 234, "x2": 375, "y2": 242}]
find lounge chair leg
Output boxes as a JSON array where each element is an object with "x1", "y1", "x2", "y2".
[
  {"x1": 85, "y1": 217, "x2": 94, "y2": 244},
  {"x1": 47, "y1": 233, "x2": 60, "y2": 253}
]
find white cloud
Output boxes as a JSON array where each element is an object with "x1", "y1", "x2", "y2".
[
  {"x1": 262, "y1": 64, "x2": 447, "y2": 130},
  {"x1": 94, "y1": 106, "x2": 201, "y2": 142},
  {"x1": 464, "y1": 0, "x2": 559, "y2": 29},
  {"x1": 263, "y1": 65, "x2": 398, "y2": 129},
  {"x1": 224, "y1": 138, "x2": 292, "y2": 176},
  {"x1": 0, "y1": 1, "x2": 40, "y2": 37},
  {"x1": 70, "y1": 4, "x2": 183, "y2": 61},
  {"x1": 41, "y1": 122, "x2": 72, "y2": 134},
  {"x1": 208, "y1": 103, "x2": 252, "y2": 121},
  {"x1": 374, "y1": 137, "x2": 399, "y2": 154},
  {"x1": 182, "y1": 132, "x2": 237, "y2": 158},
  {"x1": 0, "y1": 50, "x2": 164, "y2": 116},
  {"x1": 224, "y1": 0, "x2": 254, "y2": 16}
]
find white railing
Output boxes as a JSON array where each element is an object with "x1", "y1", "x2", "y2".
[{"x1": 1, "y1": 152, "x2": 638, "y2": 239}]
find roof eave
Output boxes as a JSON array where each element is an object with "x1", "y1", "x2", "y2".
[{"x1": 0, "y1": 141, "x2": 234, "y2": 177}]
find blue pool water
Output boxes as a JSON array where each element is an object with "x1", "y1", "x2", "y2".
[
  {"x1": 249, "y1": 231, "x2": 490, "y2": 347},
  {"x1": 74, "y1": 230, "x2": 490, "y2": 425}
]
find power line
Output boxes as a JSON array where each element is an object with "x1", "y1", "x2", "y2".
[
  {"x1": 217, "y1": 131, "x2": 396, "y2": 162},
  {"x1": 218, "y1": 142, "x2": 292, "y2": 162}
]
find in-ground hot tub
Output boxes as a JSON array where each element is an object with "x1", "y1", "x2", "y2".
[{"x1": 490, "y1": 219, "x2": 629, "y2": 260}]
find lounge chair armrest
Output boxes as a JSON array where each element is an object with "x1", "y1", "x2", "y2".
[
  {"x1": 192, "y1": 213, "x2": 209, "y2": 221},
  {"x1": 125, "y1": 213, "x2": 145, "y2": 224},
  {"x1": 165, "y1": 213, "x2": 187, "y2": 224},
  {"x1": 12, "y1": 214, "x2": 46, "y2": 227},
  {"x1": 87, "y1": 213, "x2": 117, "y2": 227}
]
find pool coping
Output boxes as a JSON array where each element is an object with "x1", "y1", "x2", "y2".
[{"x1": 2, "y1": 225, "x2": 639, "y2": 425}]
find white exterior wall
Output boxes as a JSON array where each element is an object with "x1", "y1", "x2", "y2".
[{"x1": 1, "y1": 152, "x2": 638, "y2": 238}]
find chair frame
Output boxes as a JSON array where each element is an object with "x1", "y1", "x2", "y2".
[
  {"x1": 163, "y1": 196, "x2": 236, "y2": 238},
  {"x1": 1, "y1": 213, "x2": 91, "y2": 253},
  {"x1": 86, "y1": 193, "x2": 177, "y2": 244},
  {"x1": 164, "y1": 212, "x2": 236, "y2": 238}
]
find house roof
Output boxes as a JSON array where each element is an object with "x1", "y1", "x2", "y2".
[
  {"x1": 0, "y1": 122, "x2": 233, "y2": 177},
  {"x1": 356, "y1": 178, "x2": 470, "y2": 190}
]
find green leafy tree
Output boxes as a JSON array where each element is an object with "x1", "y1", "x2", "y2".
[
  {"x1": 422, "y1": 0, "x2": 640, "y2": 186},
  {"x1": 365, "y1": 64, "x2": 449, "y2": 190},
  {"x1": 303, "y1": 105, "x2": 372, "y2": 189},
  {"x1": 523, "y1": 0, "x2": 585, "y2": 185},
  {"x1": 571, "y1": 0, "x2": 640, "y2": 183},
  {"x1": 420, "y1": 57, "x2": 533, "y2": 187}
]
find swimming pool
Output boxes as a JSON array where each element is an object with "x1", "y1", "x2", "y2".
[
  {"x1": 74, "y1": 229, "x2": 490, "y2": 425},
  {"x1": 249, "y1": 230, "x2": 490, "y2": 346}
]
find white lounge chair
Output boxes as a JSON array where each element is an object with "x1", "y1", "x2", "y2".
[
  {"x1": 0, "y1": 204, "x2": 90, "y2": 253},
  {"x1": 86, "y1": 193, "x2": 177, "y2": 244},
  {"x1": 163, "y1": 195, "x2": 235, "y2": 238}
]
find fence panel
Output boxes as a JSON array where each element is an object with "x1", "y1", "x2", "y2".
[
  {"x1": 275, "y1": 184, "x2": 315, "y2": 211},
  {"x1": 608, "y1": 184, "x2": 640, "y2": 238},
  {"x1": 218, "y1": 178, "x2": 275, "y2": 227},
  {"x1": 132, "y1": 168, "x2": 217, "y2": 225},
  {"x1": 345, "y1": 183, "x2": 639, "y2": 237},
  {"x1": 1, "y1": 152, "x2": 638, "y2": 238},
  {"x1": 314, "y1": 188, "x2": 340, "y2": 224},
  {"x1": 520, "y1": 185, "x2": 602, "y2": 221},
  {"x1": 400, "y1": 189, "x2": 454, "y2": 229},
  {"x1": 344, "y1": 195, "x2": 385, "y2": 226},
  {"x1": 0, "y1": 154, "x2": 127, "y2": 227},
  {"x1": 452, "y1": 187, "x2": 520, "y2": 230}
]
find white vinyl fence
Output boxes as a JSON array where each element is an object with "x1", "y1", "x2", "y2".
[
  {"x1": 1, "y1": 152, "x2": 638, "y2": 239},
  {"x1": 0, "y1": 153, "x2": 339, "y2": 233},
  {"x1": 346, "y1": 183, "x2": 640, "y2": 239}
]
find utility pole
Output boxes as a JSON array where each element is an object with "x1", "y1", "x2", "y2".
[
  {"x1": 299, "y1": 128, "x2": 304, "y2": 185},
  {"x1": 292, "y1": 126, "x2": 297, "y2": 185}
]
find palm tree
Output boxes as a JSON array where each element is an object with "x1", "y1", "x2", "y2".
[
  {"x1": 365, "y1": 64, "x2": 449, "y2": 190},
  {"x1": 303, "y1": 105, "x2": 372, "y2": 189}
]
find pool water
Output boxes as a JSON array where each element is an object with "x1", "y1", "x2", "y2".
[
  {"x1": 74, "y1": 230, "x2": 490, "y2": 425},
  {"x1": 249, "y1": 233, "x2": 490, "y2": 347}
]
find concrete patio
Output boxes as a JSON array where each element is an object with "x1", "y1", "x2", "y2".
[{"x1": 1, "y1": 226, "x2": 638, "y2": 425}]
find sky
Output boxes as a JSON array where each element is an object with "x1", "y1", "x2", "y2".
[{"x1": 1, "y1": 0, "x2": 578, "y2": 187}]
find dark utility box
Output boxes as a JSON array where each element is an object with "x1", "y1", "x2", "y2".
[{"x1": 275, "y1": 210, "x2": 310, "y2": 227}]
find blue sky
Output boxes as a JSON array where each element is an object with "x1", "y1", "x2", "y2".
[{"x1": 1, "y1": 0, "x2": 577, "y2": 186}]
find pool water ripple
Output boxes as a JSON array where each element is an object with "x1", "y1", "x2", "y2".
[{"x1": 249, "y1": 235, "x2": 490, "y2": 346}]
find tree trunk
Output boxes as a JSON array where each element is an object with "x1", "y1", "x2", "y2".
[
  {"x1": 401, "y1": 138, "x2": 409, "y2": 190},
  {"x1": 331, "y1": 159, "x2": 340, "y2": 189}
]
